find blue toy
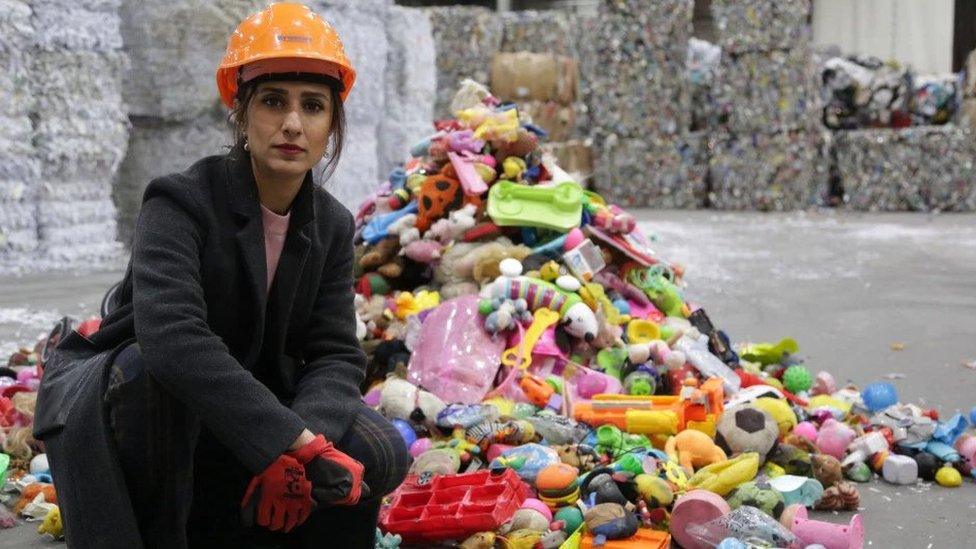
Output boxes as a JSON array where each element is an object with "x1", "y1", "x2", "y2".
[
  {"x1": 391, "y1": 419, "x2": 417, "y2": 447},
  {"x1": 362, "y1": 201, "x2": 418, "y2": 245},
  {"x1": 861, "y1": 381, "x2": 898, "y2": 412}
]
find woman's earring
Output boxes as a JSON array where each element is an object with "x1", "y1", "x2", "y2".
[{"x1": 243, "y1": 136, "x2": 250, "y2": 151}]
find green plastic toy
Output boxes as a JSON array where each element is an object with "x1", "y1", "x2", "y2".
[
  {"x1": 627, "y1": 265, "x2": 684, "y2": 318},
  {"x1": 487, "y1": 180, "x2": 584, "y2": 232},
  {"x1": 0, "y1": 453, "x2": 9, "y2": 487},
  {"x1": 782, "y1": 364, "x2": 813, "y2": 393},
  {"x1": 740, "y1": 338, "x2": 799, "y2": 366}
]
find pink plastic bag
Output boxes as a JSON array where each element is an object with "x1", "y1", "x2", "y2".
[{"x1": 408, "y1": 295, "x2": 505, "y2": 404}]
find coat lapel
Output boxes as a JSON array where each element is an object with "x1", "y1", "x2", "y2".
[{"x1": 225, "y1": 145, "x2": 317, "y2": 365}]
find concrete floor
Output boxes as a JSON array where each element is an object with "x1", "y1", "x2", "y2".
[{"x1": 2, "y1": 210, "x2": 975, "y2": 547}]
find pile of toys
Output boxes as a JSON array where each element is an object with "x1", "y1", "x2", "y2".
[
  {"x1": 3, "y1": 82, "x2": 976, "y2": 548},
  {"x1": 350, "y1": 83, "x2": 976, "y2": 548}
]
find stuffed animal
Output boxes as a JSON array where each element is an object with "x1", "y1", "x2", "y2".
[
  {"x1": 583, "y1": 503, "x2": 639, "y2": 545},
  {"x1": 387, "y1": 213, "x2": 420, "y2": 247},
  {"x1": 426, "y1": 203, "x2": 477, "y2": 245},
  {"x1": 378, "y1": 377, "x2": 447, "y2": 429},
  {"x1": 359, "y1": 237, "x2": 404, "y2": 280},
  {"x1": 811, "y1": 454, "x2": 843, "y2": 488},
  {"x1": 499, "y1": 507, "x2": 550, "y2": 534},
  {"x1": 402, "y1": 239, "x2": 444, "y2": 263},
  {"x1": 468, "y1": 241, "x2": 533, "y2": 286},
  {"x1": 484, "y1": 267, "x2": 599, "y2": 342},
  {"x1": 665, "y1": 430, "x2": 728, "y2": 474}
]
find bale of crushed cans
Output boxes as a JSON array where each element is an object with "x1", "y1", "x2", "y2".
[
  {"x1": 711, "y1": 0, "x2": 811, "y2": 54},
  {"x1": 593, "y1": 133, "x2": 708, "y2": 209},
  {"x1": 6, "y1": 80, "x2": 976, "y2": 549},
  {"x1": 708, "y1": 130, "x2": 825, "y2": 211},
  {"x1": 835, "y1": 126, "x2": 976, "y2": 212}
]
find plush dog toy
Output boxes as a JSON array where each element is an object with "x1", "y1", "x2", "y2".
[{"x1": 665, "y1": 430, "x2": 727, "y2": 474}]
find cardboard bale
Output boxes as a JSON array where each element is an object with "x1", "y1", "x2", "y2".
[
  {"x1": 579, "y1": 6, "x2": 693, "y2": 140},
  {"x1": 425, "y1": 6, "x2": 503, "y2": 118},
  {"x1": 711, "y1": 0, "x2": 811, "y2": 54},
  {"x1": 491, "y1": 52, "x2": 578, "y2": 105},
  {"x1": 542, "y1": 140, "x2": 594, "y2": 185},
  {"x1": 835, "y1": 127, "x2": 976, "y2": 212},
  {"x1": 519, "y1": 101, "x2": 576, "y2": 142},
  {"x1": 708, "y1": 130, "x2": 819, "y2": 211},
  {"x1": 379, "y1": 6, "x2": 436, "y2": 175},
  {"x1": 715, "y1": 46, "x2": 820, "y2": 134},
  {"x1": 499, "y1": 9, "x2": 577, "y2": 57},
  {"x1": 593, "y1": 133, "x2": 708, "y2": 209}
]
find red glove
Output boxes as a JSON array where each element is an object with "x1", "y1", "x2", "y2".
[
  {"x1": 240, "y1": 453, "x2": 314, "y2": 532},
  {"x1": 288, "y1": 434, "x2": 368, "y2": 506}
]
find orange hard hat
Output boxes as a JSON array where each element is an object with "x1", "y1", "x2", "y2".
[{"x1": 216, "y1": 2, "x2": 356, "y2": 108}]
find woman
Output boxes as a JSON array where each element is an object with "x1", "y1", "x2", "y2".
[{"x1": 34, "y1": 3, "x2": 409, "y2": 547}]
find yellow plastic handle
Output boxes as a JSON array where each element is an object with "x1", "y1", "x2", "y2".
[{"x1": 501, "y1": 308, "x2": 561, "y2": 370}]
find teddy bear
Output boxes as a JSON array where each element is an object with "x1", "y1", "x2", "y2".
[
  {"x1": 426, "y1": 203, "x2": 477, "y2": 245},
  {"x1": 378, "y1": 377, "x2": 447, "y2": 431},
  {"x1": 359, "y1": 237, "x2": 404, "y2": 280}
]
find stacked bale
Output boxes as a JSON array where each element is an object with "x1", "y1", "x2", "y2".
[
  {"x1": 378, "y1": 5, "x2": 436, "y2": 177},
  {"x1": 708, "y1": 0, "x2": 822, "y2": 210},
  {"x1": 425, "y1": 6, "x2": 503, "y2": 119},
  {"x1": 580, "y1": 0, "x2": 706, "y2": 208},
  {"x1": 959, "y1": 50, "x2": 976, "y2": 130},
  {"x1": 0, "y1": 0, "x2": 39, "y2": 264},
  {"x1": 115, "y1": 0, "x2": 260, "y2": 244},
  {"x1": 31, "y1": 0, "x2": 129, "y2": 264},
  {"x1": 835, "y1": 127, "x2": 976, "y2": 212}
]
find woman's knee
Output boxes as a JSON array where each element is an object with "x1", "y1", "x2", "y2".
[{"x1": 343, "y1": 407, "x2": 411, "y2": 498}]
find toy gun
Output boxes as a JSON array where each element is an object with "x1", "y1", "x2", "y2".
[{"x1": 573, "y1": 378, "x2": 724, "y2": 437}]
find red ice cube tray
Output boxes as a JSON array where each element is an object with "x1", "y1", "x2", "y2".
[{"x1": 379, "y1": 468, "x2": 527, "y2": 543}]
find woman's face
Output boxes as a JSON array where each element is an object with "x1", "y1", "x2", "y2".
[{"x1": 245, "y1": 80, "x2": 334, "y2": 180}]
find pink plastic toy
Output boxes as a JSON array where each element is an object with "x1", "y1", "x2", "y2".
[
  {"x1": 520, "y1": 498, "x2": 553, "y2": 522},
  {"x1": 563, "y1": 228, "x2": 586, "y2": 251},
  {"x1": 670, "y1": 490, "x2": 732, "y2": 549},
  {"x1": 408, "y1": 296, "x2": 506, "y2": 404},
  {"x1": 787, "y1": 506, "x2": 863, "y2": 549},
  {"x1": 571, "y1": 367, "x2": 623, "y2": 400},
  {"x1": 816, "y1": 419, "x2": 857, "y2": 460},
  {"x1": 793, "y1": 421, "x2": 819, "y2": 443},
  {"x1": 955, "y1": 434, "x2": 976, "y2": 470},
  {"x1": 410, "y1": 438, "x2": 433, "y2": 458},
  {"x1": 448, "y1": 151, "x2": 488, "y2": 196},
  {"x1": 812, "y1": 371, "x2": 837, "y2": 396}
]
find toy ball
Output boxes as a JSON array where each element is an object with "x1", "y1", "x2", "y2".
[
  {"x1": 935, "y1": 465, "x2": 962, "y2": 487},
  {"x1": 816, "y1": 419, "x2": 856, "y2": 460},
  {"x1": 752, "y1": 397, "x2": 797, "y2": 438},
  {"x1": 409, "y1": 437, "x2": 433, "y2": 458},
  {"x1": 391, "y1": 419, "x2": 417, "y2": 447},
  {"x1": 726, "y1": 480, "x2": 786, "y2": 519},
  {"x1": 782, "y1": 365, "x2": 813, "y2": 394},
  {"x1": 29, "y1": 454, "x2": 49, "y2": 475},
  {"x1": 715, "y1": 405, "x2": 779, "y2": 462},
  {"x1": 861, "y1": 381, "x2": 899, "y2": 412},
  {"x1": 554, "y1": 506, "x2": 584, "y2": 534},
  {"x1": 520, "y1": 498, "x2": 553, "y2": 522},
  {"x1": 793, "y1": 421, "x2": 818, "y2": 443},
  {"x1": 914, "y1": 452, "x2": 941, "y2": 481}
]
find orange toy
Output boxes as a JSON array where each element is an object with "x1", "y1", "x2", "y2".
[
  {"x1": 665, "y1": 430, "x2": 727, "y2": 474},
  {"x1": 415, "y1": 170, "x2": 483, "y2": 232},
  {"x1": 580, "y1": 527, "x2": 670, "y2": 549},
  {"x1": 14, "y1": 483, "x2": 57, "y2": 514},
  {"x1": 572, "y1": 378, "x2": 724, "y2": 438}
]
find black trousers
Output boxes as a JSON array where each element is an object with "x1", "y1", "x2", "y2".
[{"x1": 105, "y1": 343, "x2": 410, "y2": 549}]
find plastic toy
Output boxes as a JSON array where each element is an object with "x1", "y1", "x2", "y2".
[
  {"x1": 362, "y1": 201, "x2": 419, "y2": 245},
  {"x1": 391, "y1": 419, "x2": 417, "y2": 447},
  {"x1": 487, "y1": 180, "x2": 584, "y2": 232},
  {"x1": 484, "y1": 273, "x2": 598, "y2": 342},
  {"x1": 375, "y1": 528, "x2": 402, "y2": 548},
  {"x1": 580, "y1": 527, "x2": 670, "y2": 549},
  {"x1": 489, "y1": 443, "x2": 560, "y2": 483},
  {"x1": 811, "y1": 370, "x2": 837, "y2": 396},
  {"x1": 782, "y1": 365, "x2": 813, "y2": 393},
  {"x1": 768, "y1": 475, "x2": 824, "y2": 508},
  {"x1": 448, "y1": 151, "x2": 489, "y2": 196},
  {"x1": 409, "y1": 448, "x2": 461, "y2": 476},
  {"x1": 785, "y1": 506, "x2": 863, "y2": 549},
  {"x1": 408, "y1": 296, "x2": 507, "y2": 404},
  {"x1": 535, "y1": 463, "x2": 579, "y2": 509},
  {"x1": 625, "y1": 264, "x2": 684, "y2": 318},
  {"x1": 501, "y1": 308, "x2": 561, "y2": 371},
  {"x1": 912, "y1": 452, "x2": 940, "y2": 481},
  {"x1": 379, "y1": 469, "x2": 526, "y2": 544},
  {"x1": 665, "y1": 430, "x2": 727, "y2": 474},
  {"x1": 37, "y1": 505, "x2": 62, "y2": 540},
  {"x1": 816, "y1": 419, "x2": 857, "y2": 460},
  {"x1": 0, "y1": 453, "x2": 8, "y2": 486},
  {"x1": 935, "y1": 465, "x2": 962, "y2": 487},
  {"x1": 726, "y1": 480, "x2": 786, "y2": 518},
  {"x1": 686, "y1": 452, "x2": 761, "y2": 496},
  {"x1": 572, "y1": 377, "x2": 724, "y2": 438},
  {"x1": 956, "y1": 434, "x2": 976, "y2": 470},
  {"x1": 688, "y1": 506, "x2": 796, "y2": 549},
  {"x1": 672, "y1": 328, "x2": 741, "y2": 395},
  {"x1": 562, "y1": 239, "x2": 606, "y2": 283},
  {"x1": 861, "y1": 381, "x2": 899, "y2": 413},
  {"x1": 670, "y1": 489, "x2": 732, "y2": 549},
  {"x1": 881, "y1": 454, "x2": 917, "y2": 484},
  {"x1": 793, "y1": 421, "x2": 818, "y2": 443},
  {"x1": 627, "y1": 340, "x2": 686, "y2": 370},
  {"x1": 752, "y1": 397, "x2": 797, "y2": 438},
  {"x1": 842, "y1": 432, "x2": 889, "y2": 467},
  {"x1": 811, "y1": 454, "x2": 843, "y2": 488},
  {"x1": 738, "y1": 338, "x2": 799, "y2": 366},
  {"x1": 634, "y1": 474, "x2": 674, "y2": 508}
]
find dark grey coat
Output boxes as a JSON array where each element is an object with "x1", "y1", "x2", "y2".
[{"x1": 34, "y1": 144, "x2": 367, "y2": 547}]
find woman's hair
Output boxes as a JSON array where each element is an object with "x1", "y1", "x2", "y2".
[{"x1": 227, "y1": 75, "x2": 346, "y2": 182}]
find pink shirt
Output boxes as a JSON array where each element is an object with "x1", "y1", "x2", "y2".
[{"x1": 261, "y1": 204, "x2": 291, "y2": 295}]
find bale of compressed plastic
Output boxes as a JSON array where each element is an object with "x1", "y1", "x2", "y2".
[
  {"x1": 31, "y1": 0, "x2": 123, "y2": 52},
  {"x1": 687, "y1": 37, "x2": 723, "y2": 131},
  {"x1": 0, "y1": 0, "x2": 39, "y2": 262},
  {"x1": 499, "y1": 9, "x2": 577, "y2": 57},
  {"x1": 114, "y1": 112, "x2": 233, "y2": 244},
  {"x1": 425, "y1": 6, "x2": 503, "y2": 118},
  {"x1": 593, "y1": 132, "x2": 708, "y2": 209},
  {"x1": 821, "y1": 56, "x2": 913, "y2": 130},
  {"x1": 835, "y1": 127, "x2": 976, "y2": 212},
  {"x1": 579, "y1": 3, "x2": 693, "y2": 140},
  {"x1": 711, "y1": 0, "x2": 811, "y2": 54},
  {"x1": 379, "y1": 6, "x2": 435, "y2": 175},
  {"x1": 708, "y1": 130, "x2": 820, "y2": 211},
  {"x1": 715, "y1": 46, "x2": 819, "y2": 134}
]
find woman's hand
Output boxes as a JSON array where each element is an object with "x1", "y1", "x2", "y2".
[
  {"x1": 288, "y1": 434, "x2": 369, "y2": 506},
  {"x1": 290, "y1": 429, "x2": 316, "y2": 450}
]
